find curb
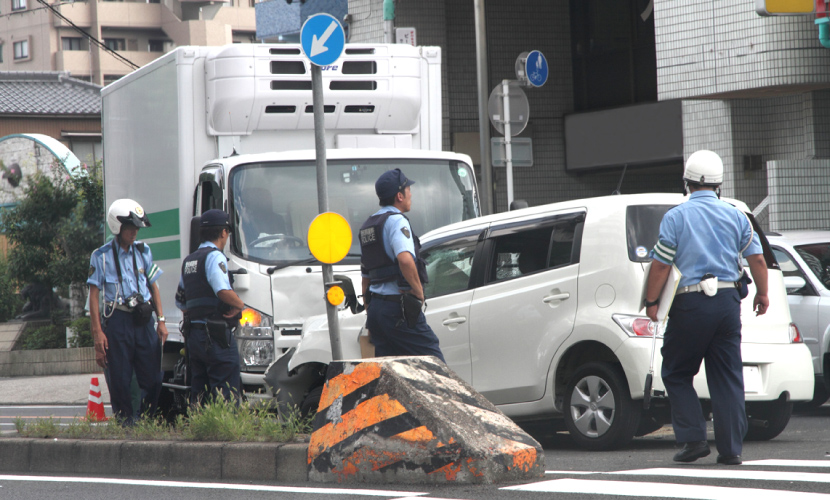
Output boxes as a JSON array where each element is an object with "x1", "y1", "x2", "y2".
[{"x1": 0, "y1": 438, "x2": 309, "y2": 482}]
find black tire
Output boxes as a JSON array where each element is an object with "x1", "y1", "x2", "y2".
[
  {"x1": 796, "y1": 382, "x2": 830, "y2": 411},
  {"x1": 563, "y1": 362, "x2": 641, "y2": 451},
  {"x1": 745, "y1": 396, "x2": 793, "y2": 441},
  {"x1": 299, "y1": 384, "x2": 324, "y2": 418}
]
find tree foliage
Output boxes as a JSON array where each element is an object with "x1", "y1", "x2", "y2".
[{"x1": 1, "y1": 163, "x2": 104, "y2": 306}]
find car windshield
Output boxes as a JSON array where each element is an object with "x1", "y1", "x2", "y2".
[
  {"x1": 794, "y1": 242, "x2": 830, "y2": 290},
  {"x1": 625, "y1": 205, "x2": 674, "y2": 262},
  {"x1": 228, "y1": 158, "x2": 478, "y2": 265}
]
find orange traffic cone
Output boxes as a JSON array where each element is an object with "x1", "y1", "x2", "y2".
[{"x1": 86, "y1": 376, "x2": 108, "y2": 422}]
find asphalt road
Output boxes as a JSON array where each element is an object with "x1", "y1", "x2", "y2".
[{"x1": 1, "y1": 405, "x2": 829, "y2": 499}]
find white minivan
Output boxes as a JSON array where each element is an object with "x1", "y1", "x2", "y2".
[{"x1": 269, "y1": 193, "x2": 813, "y2": 450}]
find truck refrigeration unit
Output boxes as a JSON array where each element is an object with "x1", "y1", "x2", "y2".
[{"x1": 101, "y1": 43, "x2": 479, "y2": 412}]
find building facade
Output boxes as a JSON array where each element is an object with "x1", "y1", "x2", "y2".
[
  {"x1": 0, "y1": 0, "x2": 256, "y2": 85},
  {"x1": 349, "y1": 0, "x2": 830, "y2": 230}
]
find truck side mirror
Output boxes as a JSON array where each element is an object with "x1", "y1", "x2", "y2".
[
  {"x1": 189, "y1": 216, "x2": 201, "y2": 254},
  {"x1": 333, "y1": 274, "x2": 363, "y2": 314}
]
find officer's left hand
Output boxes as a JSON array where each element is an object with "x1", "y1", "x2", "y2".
[
  {"x1": 753, "y1": 293, "x2": 769, "y2": 316},
  {"x1": 157, "y1": 321, "x2": 169, "y2": 344},
  {"x1": 224, "y1": 307, "x2": 241, "y2": 319},
  {"x1": 646, "y1": 304, "x2": 658, "y2": 322}
]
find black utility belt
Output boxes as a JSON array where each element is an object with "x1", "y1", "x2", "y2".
[
  {"x1": 371, "y1": 293, "x2": 402, "y2": 302},
  {"x1": 106, "y1": 303, "x2": 134, "y2": 313}
]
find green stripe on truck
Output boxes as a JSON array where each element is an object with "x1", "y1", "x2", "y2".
[
  {"x1": 147, "y1": 240, "x2": 180, "y2": 261},
  {"x1": 139, "y1": 208, "x2": 180, "y2": 239}
]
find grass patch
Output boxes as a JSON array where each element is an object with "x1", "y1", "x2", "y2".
[{"x1": 10, "y1": 398, "x2": 312, "y2": 442}]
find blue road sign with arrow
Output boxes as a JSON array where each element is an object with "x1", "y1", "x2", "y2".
[
  {"x1": 525, "y1": 50, "x2": 548, "y2": 87},
  {"x1": 301, "y1": 13, "x2": 345, "y2": 67}
]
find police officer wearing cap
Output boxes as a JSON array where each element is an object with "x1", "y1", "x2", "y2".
[
  {"x1": 645, "y1": 150, "x2": 769, "y2": 466},
  {"x1": 359, "y1": 169, "x2": 445, "y2": 362},
  {"x1": 88, "y1": 199, "x2": 168, "y2": 424},
  {"x1": 176, "y1": 209, "x2": 245, "y2": 403}
]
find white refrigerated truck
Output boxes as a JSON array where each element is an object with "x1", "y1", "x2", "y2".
[{"x1": 100, "y1": 43, "x2": 479, "y2": 411}]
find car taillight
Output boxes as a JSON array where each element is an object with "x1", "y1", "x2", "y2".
[
  {"x1": 613, "y1": 314, "x2": 658, "y2": 337},
  {"x1": 789, "y1": 322, "x2": 802, "y2": 343}
]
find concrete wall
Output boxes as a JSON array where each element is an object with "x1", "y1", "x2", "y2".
[{"x1": 0, "y1": 348, "x2": 98, "y2": 377}]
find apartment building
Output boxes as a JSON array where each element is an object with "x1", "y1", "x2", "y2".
[{"x1": 0, "y1": 0, "x2": 256, "y2": 85}]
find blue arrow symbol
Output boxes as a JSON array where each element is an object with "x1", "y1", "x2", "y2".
[{"x1": 311, "y1": 21, "x2": 338, "y2": 57}]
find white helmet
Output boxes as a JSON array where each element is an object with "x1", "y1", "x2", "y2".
[
  {"x1": 107, "y1": 199, "x2": 151, "y2": 235},
  {"x1": 683, "y1": 150, "x2": 723, "y2": 186}
]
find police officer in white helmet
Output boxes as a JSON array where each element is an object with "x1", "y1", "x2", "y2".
[
  {"x1": 88, "y1": 199, "x2": 168, "y2": 424},
  {"x1": 644, "y1": 150, "x2": 769, "y2": 465}
]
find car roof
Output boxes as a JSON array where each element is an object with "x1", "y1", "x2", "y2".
[
  {"x1": 423, "y1": 192, "x2": 750, "y2": 240},
  {"x1": 766, "y1": 230, "x2": 830, "y2": 246}
]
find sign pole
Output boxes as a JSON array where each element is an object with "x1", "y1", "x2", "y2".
[
  {"x1": 311, "y1": 64, "x2": 343, "y2": 361},
  {"x1": 502, "y1": 79, "x2": 514, "y2": 207},
  {"x1": 303, "y1": 13, "x2": 346, "y2": 362}
]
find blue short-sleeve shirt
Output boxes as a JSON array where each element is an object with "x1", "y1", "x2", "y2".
[
  {"x1": 651, "y1": 191, "x2": 762, "y2": 288},
  {"x1": 365, "y1": 206, "x2": 416, "y2": 295},
  {"x1": 87, "y1": 239, "x2": 162, "y2": 303}
]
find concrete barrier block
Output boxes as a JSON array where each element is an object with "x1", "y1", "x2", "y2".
[
  {"x1": 0, "y1": 438, "x2": 31, "y2": 472},
  {"x1": 308, "y1": 357, "x2": 545, "y2": 484},
  {"x1": 222, "y1": 443, "x2": 277, "y2": 480},
  {"x1": 170, "y1": 442, "x2": 222, "y2": 479},
  {"x1": 31, "y1": 439, "x2": 75, "y2": 473},
  {"x1": 74, "y1": 440, "x2": 122, "y2": 475},
  {"x1": 276, "y1": 443, "x2": 310, "y2": 482},
  {"x1": 122, "y1": 441, "x2": 172, "y2": 477}
]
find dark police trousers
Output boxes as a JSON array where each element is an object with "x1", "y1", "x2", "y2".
[
  {"x1": 187, "y1": 324, "x2": 241, "y2": 403},
  {"x1": 104, "y1": 309, "x2": 161, "y2": 423},
  {"x1": 661, "y1": 288, "x2": 747, "y2": 457},
  {"x1": 366, "y1": 296, "x2": 445, "y2": 362}
]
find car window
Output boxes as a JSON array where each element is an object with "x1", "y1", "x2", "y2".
[
  {"x1": 422, "y1": 236, "x2": 478, "y2": 299},
  {"x1": 626, "y1": 205, "x2": 674, "y2": 262},
  {"x1": 772, "y1": 248, "x2": 801, "y2": 276},
  {"x1": 794, "y1": 243, "x2": 830, "y2": 290},
  {"x1": 485, "y1": 220, "x2": 578, "y2": 283}
]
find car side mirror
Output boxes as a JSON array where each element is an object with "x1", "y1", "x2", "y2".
[{"x1": 783, "y1": 276, "x2": 807, "y2": 293}]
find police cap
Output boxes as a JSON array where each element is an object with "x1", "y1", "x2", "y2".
[
  {"x1": 375, "y1": 168, "x2": 415, "y2": 199},
  {"x1": 200, "y1": 209, "x2": 230, "y2": 227}
]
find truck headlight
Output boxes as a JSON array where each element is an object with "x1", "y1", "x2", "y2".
[{"x1": 236, "y1": 307, "x2": 275, "y2": 370}]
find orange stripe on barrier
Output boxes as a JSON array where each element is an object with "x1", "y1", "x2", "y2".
[
  {"x1": 498, "y1": 439, "x2": 538, "y2": 472},
  {"x1": 331, "y1": 447, "x2": 409, "y2": 480},
  {"x1": 391, "y1": 425, "x2": 434, "y2": 443},
  {"x1": 308, "y1": 394, "x2": 408, "y2": 463},
  {"x1": 429, "y1": 461, "x2": 463, "y2": 481},
  {"x1": 318, "y1": 363, "x2": 382, "y2": 411}
]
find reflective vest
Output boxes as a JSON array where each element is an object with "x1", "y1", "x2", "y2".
[
  {"x1": 359, "y1": 211, "x2": 428, "y2": 290},
  {"x1": 181, "y1": 246, "x2": 222, "y2": 321}
]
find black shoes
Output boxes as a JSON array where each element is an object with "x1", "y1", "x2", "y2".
[
  {"x1": 717, "y1": 454, "x2": 742, "y2": 465},
  {"x1": 673, "y1": 441, "x2": 711, "y2": 463}
]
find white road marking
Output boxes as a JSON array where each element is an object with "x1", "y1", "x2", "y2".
[
  {"x1": 744, "y1": 459, "x2": 830, "y2": 468},
  {"x1": 545, "y1": 470, "x2": 598, "y2": 474},
  {"x1": 610, "y1": 467, "x2": 830, "y2": 483},
  {"x1": 0, "y1": 475, "x2": 427, "y2": 497},
  {"x1": 503, "y1": 478, "x2": 830, "y2": 499}
]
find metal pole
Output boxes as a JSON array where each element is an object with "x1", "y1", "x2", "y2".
[
  {"x1": 502, "y1": 79, "x2": 513, "y2": 207},
  {"x1": 311, "y1": 64, "x2": 343, "y2": 361},
  {"x1": 474, "y1": 0, "x2": 493, "y2": 215}
]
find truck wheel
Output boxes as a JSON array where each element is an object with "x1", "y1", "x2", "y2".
[
  {"x1": 795, "y1": 382, "x2": 829, "y2": 410},
  {"x1": 563, "y1": 362, "x2": 641, "y2": 450},
  {"x1": 745, "y1": 395, "x2": 793, "y2": 441},
  {"x1": 300, "y1": 384, "x2": 324, "y2": 417}
]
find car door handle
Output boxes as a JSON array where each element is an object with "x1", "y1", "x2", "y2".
[
  {"x1": 442, "y1": 316, "x2": 467, "y2": 326},
  {"x1": 543, "y1": 293, "x2": 570, "y2": 303}
]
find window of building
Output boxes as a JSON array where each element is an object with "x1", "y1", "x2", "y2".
[
  {"x1": 104, "y1": 38, "x2": 126, "y2": 51},
  {"x1": 0, "y1": 44, "x2": 3, "y2": 63},
  {"x1": 148, "y1": 39, "x2": 165, "y2": 52},
  {"x1": 11, "y1": 0, "x2": 26, "y2": 11},
  {"x1": 62, "y1": 37, "x2": 82, "y2": 51},
  {"x1": 569, "y1": 0, "x2": 657, "y2": 111},
  {"x1": 13, "y1": 40, "x2": 29, "y2": 60},
  {"x1": 103, "y1": 74, "x2": 123, "y2": 85}
]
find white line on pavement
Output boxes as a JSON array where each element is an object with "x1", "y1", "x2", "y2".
[
  {"x1": 503, "y1": 478, "x2": 830, "y2": 499},
  {"x1": 0, "y1": 475, "x2": 427, "y2": 497},
  {"x1": 744, "y1": 459, "x2": 830, "y2": 468},
  {"x1": 609, "y1": 467, "x2": 830, "y2": 483}
]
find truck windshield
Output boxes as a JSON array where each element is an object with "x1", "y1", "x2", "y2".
[{"x1": 229, "y1": 159, "x2": 478, "y2": 265}]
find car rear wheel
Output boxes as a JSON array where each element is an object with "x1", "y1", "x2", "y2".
[
  {"x1": 745, "y1": 395, "x2": 793, "y2": 441},
  {"x1": 564, "y1": 362, "x2": 641, "y2": 450}
]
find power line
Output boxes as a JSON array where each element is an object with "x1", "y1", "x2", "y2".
[{"x1": 34, "y1": 0, "x2": 139, "y2": 71}]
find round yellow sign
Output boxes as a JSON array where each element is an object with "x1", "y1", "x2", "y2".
[{"x1": 307, "y1": 212, "x2": 352, "y2": 264}]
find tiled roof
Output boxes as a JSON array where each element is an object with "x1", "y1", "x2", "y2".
[{"x1": 0, "y1": 71, "x2": 101, "y2": 116}]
